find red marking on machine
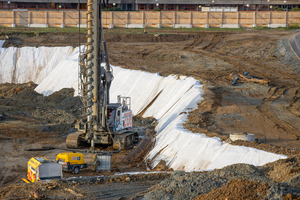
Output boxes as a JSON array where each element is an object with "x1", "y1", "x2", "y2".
[{"x1": 123, "y1": 111, "x2": 132, "y2": 128}]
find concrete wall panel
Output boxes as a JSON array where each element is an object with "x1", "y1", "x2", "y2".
[
  {"x1": 0, "y1": 11, "x2": 13, "y2": 26},
  {"x1": 0, "y1": 11, "x2": 299, "y2": 28},
  {"x1": 289, "y1": 12, "x2": 300, "y2": 18},
  {"x1": 223, "y1": 19, "x2": 238, "y2": 24},
  {"x1": 193, "y1": 19, "x2": 207, "y2": 25},
  {"x1": 161, "y1": 12, "x2": 175, "y2": 24},
  {"x1": 272, "y1": 12, "x2": 285, "y2": 19},
  {"x1": 289, "y1": 19, "x2": 300, "y2": 24},
  {"x1": 145, "y1": 12, "x2": 158, "y2": 24},
  {"x1": 240, "y1": 12, "x2": 253, "y2": 19},
  {"x1": 0, "y1": 11, "x2": 12, "y2": 18},
  {"x1": 113, "y1": 12, "x2": 127, "y2": 26}
]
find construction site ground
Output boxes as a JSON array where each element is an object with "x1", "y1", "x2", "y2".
[{"x1": 1, "y1": 27, "x2": 300, "y2": 199}]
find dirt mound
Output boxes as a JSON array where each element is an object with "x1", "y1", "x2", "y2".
[
  {"x1": 193, "y1": 179, "x2": 270, "y2": 200},
  {"x1": 2, "y1": 32, "x2": 86, "y2": 48},
  {"x1": 222, "y1": 163, "x2": 265, "y2": 176},
  {"x1": 261, "y1": 154, "x2": 300, "y2": 183},
  {"x1": 142, "y1": 171, "x2": 227, "y2": 200},
  {"x1": 143, "y1": 163, "x2": 300, "y2": 200},
  {"x1": 283, "y1": 193, "x2": 300, "y2": 200},
  {"x1": 0, "y1": 83, "x2": 82, "y2": 133},
  {"x1": 0, "y1": 82, "x2": 39, "y2": 99}
]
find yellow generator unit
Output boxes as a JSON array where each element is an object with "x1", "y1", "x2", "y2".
[
  {"x1": 56, "y1": 152, "x2": 88, "y2": 174},
  {"x1": 23, "y1": 157, "x2": 62, "y2": 183}
]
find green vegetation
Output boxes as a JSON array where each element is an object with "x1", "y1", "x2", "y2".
[
  {"x1": 0, "y1": 27, "x2": 246, "y2": 36},
  {"x1": 274, "y1": 7, "x2": 283, "y2": 11},
  {"x1": 253, "y1": 26, "x2": 271, "y2": 30},
  {"x1": 285, "y1": 23, "x2": 299, "y2": 30},
  {"x1": 253, "y1": 24, "x2": 299, "y2": 30},
  {"x1": 102, "y1": 7, "x2": 122, "y2": 11},
  {"x1": 0, "y1": 27, "x2": 87, "y2": 35},
  {"x1": 153, "y1": 8, "x2": 161, "y2": 11},
  {"x1": 149, "y1": 27, "x2": 244, "y2": 32},
  {"x1": 291, "y1": 7, "x2": 300, "y2": 11}
]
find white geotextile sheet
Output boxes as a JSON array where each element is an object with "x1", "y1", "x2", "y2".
[
  {"x1": 0, "y1": 42, "x2": 287, "y2": 171},
  {"x1": 0, "y1": 41, "x2": 73, "y2": 84},
  {"x1": 146, "y1": 114, "x2": 287, "y2": 171}
]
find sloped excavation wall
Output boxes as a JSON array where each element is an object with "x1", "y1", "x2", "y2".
[{"x1": 0, "y1": 41, "x2": 287, "y2": 171}]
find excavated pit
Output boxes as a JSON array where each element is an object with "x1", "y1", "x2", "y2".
[{"x1": 1, "y1": 29, "x2": 300, "y2": 199}]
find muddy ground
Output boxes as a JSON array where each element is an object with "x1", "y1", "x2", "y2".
[{"x1": 1, "y1": 28, "x2": 300, "y2": 199}]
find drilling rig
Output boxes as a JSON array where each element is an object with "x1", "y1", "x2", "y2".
[{"x1": 66, "y1": 0, "x2": 139, "y2": 150}]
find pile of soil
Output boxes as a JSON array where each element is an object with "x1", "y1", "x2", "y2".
[
  {"x1": 0, "y1": 82, "x2": 82, "y2": 134},
  {"x1": 143, "y1": 163, "x2": 300, "y2": 200},
  {"x1": 193, "y1": 179, "x2": 270, "y2": 200},
  {"x1": 261, "y1": 154, "x2": 300, "y2": 184}
]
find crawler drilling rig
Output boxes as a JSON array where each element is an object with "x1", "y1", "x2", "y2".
[{"x1": 66, "y1": 0, "x2": 139, "y2": 150}]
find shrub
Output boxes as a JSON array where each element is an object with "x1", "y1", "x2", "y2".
[
  {"x1": 102, "y1": 7, "x2": 122, "y2": 11},
  {"x1": 291, "y1": 7, "x2": 300, "y2": 11},
  {"x1": 154, "y1": 8, "x2": 161, "y2": 11},
  {"x1": 274, "y1": 7, "x2": 283, "y2": 11},
  {"x1": 286, "y1": 24, "x2": 299, "y2": 30}
]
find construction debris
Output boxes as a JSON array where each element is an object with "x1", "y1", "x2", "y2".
[
  {"x1": 230, "y1": 72, "x2": 270, "y2": 85},
  {"x1": 239, "y1": 72, "x2": 270, "y2": 85}
]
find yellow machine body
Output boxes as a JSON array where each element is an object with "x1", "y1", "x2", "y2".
[
  {"x1": 26, "y1": 157, "x2": 62, "y2": 183},
  {"x1": 56, "y1": 152, "x2": 85, "y2": 165}
]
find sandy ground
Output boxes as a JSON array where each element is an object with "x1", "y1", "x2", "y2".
[{"x1": 1, "y1": 28, "x2": 300, "y2": 199}]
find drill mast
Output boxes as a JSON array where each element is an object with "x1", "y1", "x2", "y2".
[
  {"x1": 67, "y1": 0, "x2": 139, "y2": 150},
  {"x1": 79, "y1": 0, "x2": 112, "y2": 147}
]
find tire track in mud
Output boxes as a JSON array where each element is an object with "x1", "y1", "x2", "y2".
[
  {"x1": 286, "y1": 88, "x2": 300, "y2": 119},
  {"x1": 137, "y1": 47, "x2": 162, "y2": 58},
  {"x1": 183, "y1": 37, "x2": 203, "y2": 51},
  {"x1": 202, "y1": 34, "x2": 225, "y2": 50},
  {"x1": 183, "y1": 34, "x2": 300, "y2": 138},
  {"x1": 183, "y1": 33, "x2": 225, "y2": 51},
  {"x1": 257, "y1": 87, "x2": 300, "y2": 139}
]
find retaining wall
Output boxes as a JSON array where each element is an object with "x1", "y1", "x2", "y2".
[{"x1": 0, "y1": 10, "x2": 299, "y2": 28}]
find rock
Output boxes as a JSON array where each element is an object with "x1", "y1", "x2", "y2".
[{"x1": 125, "y1": 177, "x2": 131, "y2": 182}]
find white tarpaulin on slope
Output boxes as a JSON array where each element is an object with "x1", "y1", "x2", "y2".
[
  {"x1": 0, "y1": 41, "x2": 73, "y2": 84},
  {"x1": 35, "y1": 47, "x2": 82, "y2": 96},
  {"x1": 146, "y1": 114, "x2": 287, "y2": 171},
  {"x1": 0, "y1": 43, "x2": 287, "y2": 171}
]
